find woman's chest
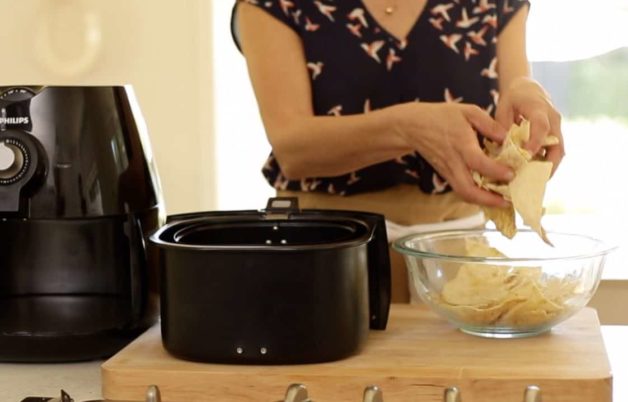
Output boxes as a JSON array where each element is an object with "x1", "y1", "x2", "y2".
[
  {"x1": 359, "y1": 0, "x2": 429, "y2": 41},
  {"x1": 297, "y1": 0, "x2": 500, "y2": 112}
]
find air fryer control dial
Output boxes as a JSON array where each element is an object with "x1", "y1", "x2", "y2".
[
  {"x1": 0, "y1": 139, "x2": 29, "y2": 184},
  {"x1": 0, "y1": 87, "x2": 37, "y2": 102},
  {"x1": 0, "y1": 141, "x2": 15, "y2": 170}
]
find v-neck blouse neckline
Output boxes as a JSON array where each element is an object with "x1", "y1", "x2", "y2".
[{"x1": 357, "y1": 0, "x2": 435, "y2": 46}]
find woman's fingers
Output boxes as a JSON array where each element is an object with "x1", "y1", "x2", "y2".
[
  {"x1": 447, "y1": 156, "x2": 510, "y2": 208},
  {"x1": 465, "y1": 186, "x2": 511, "y2": 208},
  {"x1": 494, "y1": 100, "x2": 515, "y2": 134},
  {"x1": 516, "y1": 96, "x2": 564, "y2": 173},
  {"x1": 462, "y1": 104, "x2": 507, "y2": 143},
  {"x1": 523, "y1": 108, "x2": 551, "y2": 155},
  {"x1": 462, "y1": 145, "x2": 514, "y2": 182},
  {"x1": 449, "y1": 106, "x2": 513, "y2": 207},
  {"x1": 545, "y1": 110, "x2": 565, "y2": 175},
  {"x1": 416, "y1": 102, "x2": 524, "y2": 208},
  {"x1": 455, "y1": 108, "x2": 514, "y2": 183},
  {"x1": 426, "y1": 143, "x2": 509, "y2": 208}
]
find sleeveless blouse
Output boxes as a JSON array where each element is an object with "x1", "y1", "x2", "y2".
[{"x1": 232, "y1": 0, "x2": 530, "y2": 196}]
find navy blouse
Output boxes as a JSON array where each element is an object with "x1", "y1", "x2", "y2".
[{"x1": 232, "y1": 0, "x2": 529, "y2": 195}]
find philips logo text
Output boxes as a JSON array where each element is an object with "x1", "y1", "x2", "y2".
[{"x1": 0, "y1": 116, "x2": 30, "y2": 125}]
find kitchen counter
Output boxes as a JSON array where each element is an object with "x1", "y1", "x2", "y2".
[{"x1": 1, "y1": 326, "x2": 626, "y2": 402}]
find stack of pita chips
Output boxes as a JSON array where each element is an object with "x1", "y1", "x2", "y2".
[{"x1": 473, "y1": 120, "x2": 559, "y2": 245}]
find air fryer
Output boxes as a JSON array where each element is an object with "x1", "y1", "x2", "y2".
[{"x1": 0, "y1": 86, "x2": 164, "y2": 362}]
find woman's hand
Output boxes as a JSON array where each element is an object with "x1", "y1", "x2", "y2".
[
  {"x1": 495, "y1": 77, "x2": 565, "y2": 174},
  {"x1": 396, "y1": 102, "x2": 513, "y2": 208}
]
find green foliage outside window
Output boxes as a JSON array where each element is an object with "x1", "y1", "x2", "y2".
[
  {"x1": 533, "y1": 47, "x2": 628, "y2": 122},
  {"x1": 568, "y1": 47, "x2": 628, "y2": 121}
]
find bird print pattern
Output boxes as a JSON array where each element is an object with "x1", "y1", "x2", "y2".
[{"x1": 233, "y1": 0, "x2": 529, "y2": 196}]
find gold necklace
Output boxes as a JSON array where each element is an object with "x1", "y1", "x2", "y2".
[{"x1": 384, "y1": 4, "x2": 397, "y2": 15}]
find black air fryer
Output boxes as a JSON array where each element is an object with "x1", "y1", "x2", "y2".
[{"x1": 0, "y1": 86, "x2": 164, "y2": 362}]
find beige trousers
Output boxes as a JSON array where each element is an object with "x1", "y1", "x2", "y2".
[{"x1": 278, "y1": 185, "x2": 480, "y2": 303}]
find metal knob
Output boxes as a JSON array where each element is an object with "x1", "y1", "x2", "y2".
[
  {"x1": 145, "y1": 385, "x2": 161, "y2": 402},
  {"x1": 443, "y1": 387, "x2": 461, "y2": 402},
  {"x1": 281, "y1": 384, "x2": 312, "y2": 402},
  {"x1": 363, "y1": 385, "x2": 383, "y2": 402},
  {"x1": 524, "y1": 385, "x2": 542, "y2": 402}
]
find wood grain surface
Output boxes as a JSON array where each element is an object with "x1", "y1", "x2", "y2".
[{"x1": 102, "y1": 305, "x2": 612, "y2": 402}]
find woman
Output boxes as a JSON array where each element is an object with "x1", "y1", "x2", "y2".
[{"x1": 232, "y1": 0, "x2": 564, "y2": 302}]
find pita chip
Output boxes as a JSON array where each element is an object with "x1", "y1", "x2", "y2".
[
  {"x1": 509, "y1": 161, "x2": 554, "y2": 244},
  {"x1": 475, "y1": 119, "x2": 557, "y2": 244}
]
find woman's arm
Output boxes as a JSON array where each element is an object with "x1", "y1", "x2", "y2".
[
  {"x1": 496, "y1": 5, "x2": 565, "y2": 172},
  {"x1": 237, "y1": 3, "x2": 513, "y2": 206},
  {"x1": 237, "y1": 4, "x2": 412, "y2": 179},
  {"x1": 496, "y1": 5, "x2": 531, "y2": 92}
]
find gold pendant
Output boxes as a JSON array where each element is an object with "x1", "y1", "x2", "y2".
[{"x1": 385, "y1": 5, "x2": 395, "y2": 15}]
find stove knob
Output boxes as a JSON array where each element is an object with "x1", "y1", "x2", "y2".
[{"x1": 0, "y1": 139, "x2": 28, "y2": 184}]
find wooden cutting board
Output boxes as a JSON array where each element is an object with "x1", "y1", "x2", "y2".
[{"x1": 102, "y1": 305, "x2": 612, "y2": 402}]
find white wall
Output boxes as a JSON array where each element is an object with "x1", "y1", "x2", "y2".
[
  {"x1": 0, "y1": 0, "x2": 215, "y2": 214},
  {"x1": 212, "y1": 1, "x2": 274, "y2": 211}
]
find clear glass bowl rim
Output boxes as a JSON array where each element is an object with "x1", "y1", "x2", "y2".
[{"x1": 392, "y1": 229, "x2": 618, "y2": 263}]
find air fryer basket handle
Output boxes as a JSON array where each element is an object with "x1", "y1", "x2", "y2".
[
  {"x1": 296, "y1": 207, "x2": 392, "y2": 330},
  {"x1": 362, "y1": 213, "x2": 391, "y2": 330}
]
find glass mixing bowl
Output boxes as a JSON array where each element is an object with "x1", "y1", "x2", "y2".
[{"x1": 393, "y1": 229, "x2": 616, "y2": 338}]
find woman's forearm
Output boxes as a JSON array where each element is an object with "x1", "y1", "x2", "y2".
[
  {"x1": 497, "y1": 4, "x2": 531, "y2": 92},
  {"x1": 268, "y1": 104, "x2": 413, "y2": 179}
]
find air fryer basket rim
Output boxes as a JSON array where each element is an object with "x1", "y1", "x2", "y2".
[{"x1": 149, "y1": 212, "x2": 376, "y2": 251}]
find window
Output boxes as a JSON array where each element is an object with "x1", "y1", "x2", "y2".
[
  {"x1": 527, "y1": 0, "x2": 628, "y2": 279},
  {"x1": 212, "y1": 1, "x2": 273, "y2": 211}
]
